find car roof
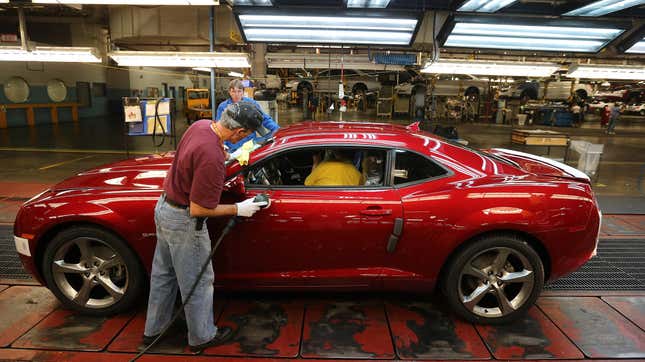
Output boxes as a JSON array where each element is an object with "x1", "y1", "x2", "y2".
[{"x1": 258, "y1": 121, "x2": 459, "y2": 158}]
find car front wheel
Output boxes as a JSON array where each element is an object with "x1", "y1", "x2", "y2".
[
  {"x1": 42, "y1": 226, "x2": 145, "y2": 316},
  {"x1": 442, "y1": 235, "x2": 544, "y2": 324}
]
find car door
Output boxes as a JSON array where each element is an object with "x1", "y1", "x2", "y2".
[
  {"x1": 380, "y1": 149, "x2": 455, "y2": 291},
  {"x1": 213, "y1": 146, "x2": 403, "y2": 290}
]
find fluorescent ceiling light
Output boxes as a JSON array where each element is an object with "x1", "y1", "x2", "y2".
[
  {"x1": 228, "y1": 71, "x2": 244, "y2": 77},
  {"x1": 0, "y1": 46, "x2": 101, "y2": 63},
  {"x1": 231, "y1": 0, "x2": 272, "y2": 5},
  {"x1": 445, "y1": 21, "x2": 623, "y2": 52},
  {"x1": 193, "y1": 67, "x2": 211, "y2": 72},
  {"x1": 238, "y1": 14, "x2": 418, "y2": 45},
  {"x1": 567, "y1": 64, "x2": 645, "y2": 80},
  {"x1": 421, "y1": 60, "x2": 559, "y2": 77},
  {"x1": 35, "y1": 0, "x2": 219, "y2": 4},
  {"x1": 564, "y1": 0, "x2": 645, "y2": 17},
  {"x1": 347, "y1": 0, "x2": 391, "y2": 8},
  {"x1": 265, "y1": 53, "x2": 404, "y2": 70},
  {"x1": 626, "y1": 37, "x2": 645, "y2": 54},
  {"x1": 110, "y1": 51, "x2": 250, "y2": 68},
  {"x1": 458, "y1": 0, "x2": 519, "y2": 12}
]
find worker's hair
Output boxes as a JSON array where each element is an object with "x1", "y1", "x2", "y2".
[
  {"x1": 219, "y1": 111, "x2": 243, "y2": 130},
  {"x1": 229, "y1": 79, "x2": 244, "y2": 90}
]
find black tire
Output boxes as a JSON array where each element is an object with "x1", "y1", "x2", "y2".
[
  {"x1": 297, "y1": 82, "x2": 313, "y2": 97},
  {"x1": 442, "y1": 234, "x2": 544, "y2": 324},
  {"x1": 352, "y1": 83, "x2": 367, "y2": 96},
  {"x1": 42, "y1": 226, "x2": 145, "y2": 316}
]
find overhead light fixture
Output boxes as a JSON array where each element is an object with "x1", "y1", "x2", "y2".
[
  {"x1": 626, "y1": 37, "x2": 645, "y2": 53},
  {"x1": 564, "y1": 0, "x2": 645, "y2": 17},
  {"x1": 346, "y1": 0, "x2": 391, "y2": 8},
  {"x1": 0, "y1": 46, "x2": 101, "y2": 63},
  {"x1": 236, "y1": 12, "x2": 418, "y2": 45},
  {"x1": 567, "y1": 64, "x2": 645, "y2": 80},
  {"x1": 421, "y1": 59, "x2": 559, "y2": 77},
  {"x1": 265, "y1": 53, "x2": 404, "y2": 70},
  {"x1": 228, "y1": 71, "x2": 244, "y2": 77},
  {"x1": 109, "y1": 51, "x2": 250, "y2": 68},
  {"x1": 443, "y1": 19, "x2": 624, "y2": 52},
  {"x1": 457, "y1": 0, "x2": 519, "y2": 12},
  {"x1": 230, "y1": 0, "x2": 272, "y2": 5},
  {"x1": 35, "y1": 0, "x2": 219, "y2": 4}
]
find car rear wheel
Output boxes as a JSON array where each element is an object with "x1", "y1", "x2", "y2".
[
  {"x1": 42, "y1": 226, "x2": 145, "y2": 316},
  {"x1": 442, "y1": 235, "x2": 544, "y2": 324}
]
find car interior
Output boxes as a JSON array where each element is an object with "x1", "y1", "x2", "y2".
[
  {"x1": 245, "y1": 147, "x2": 387, "y2": 187},
  {"x1": 245, "y1": 147, "x2": 449, "y2": 187}
]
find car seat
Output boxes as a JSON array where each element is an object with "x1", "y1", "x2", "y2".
[{"x1": 362, "y1": 153, "x2": 384, "y2": 186}]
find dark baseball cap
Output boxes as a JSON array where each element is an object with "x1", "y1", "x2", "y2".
[{"x1": 223, "y1": 101, "x2": 268, "y2": 136}]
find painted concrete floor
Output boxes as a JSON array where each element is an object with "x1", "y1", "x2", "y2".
[{"x1": 0, "y1": 282, "x2": 643, "y2": 361}]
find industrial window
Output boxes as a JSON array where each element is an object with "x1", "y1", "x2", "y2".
[
  {"x1": 92, "y1": 82, "x2": 107, "y2": 97},
  {"x1": 393, "y1": 150, "x2": 447, "y2": 185}
]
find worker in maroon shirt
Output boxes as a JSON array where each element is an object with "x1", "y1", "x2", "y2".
[{"x1": 144, "y1": 102, "x2": 270, "y2": 352}]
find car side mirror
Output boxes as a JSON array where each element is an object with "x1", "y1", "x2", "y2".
[{"x1": 224, "y1": 174, "x2": 246, "y2": 195}]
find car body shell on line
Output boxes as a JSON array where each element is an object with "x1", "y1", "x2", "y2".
[{"x1": 13, "y1": 121, "x2": 601, "y2": 323}]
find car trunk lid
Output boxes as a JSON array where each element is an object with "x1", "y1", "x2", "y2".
[{"x1": 488, "y1": 148, "x2": 591, "y2": 183}]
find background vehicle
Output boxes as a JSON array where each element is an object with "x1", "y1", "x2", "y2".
[
  {"x1": 626, "y1": 103, "x2": 645, "y2": 116},
  {"x1": 14, "y1": 122, "x2": 600, "y2": 324},
  {"x1": 286, "y1": 69, "x2": 381, "y2": 98},
  {"x1": 184, "y1": 88, "x2": 212, "y2": 124}
]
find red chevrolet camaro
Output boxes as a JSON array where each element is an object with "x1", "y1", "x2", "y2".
[{"x1": 13, "y1": 122, "x2": 601, "y2": 324}]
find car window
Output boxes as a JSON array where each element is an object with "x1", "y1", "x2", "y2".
[
  {"x1": 245, "y1": 147, "x2": 387, "y2": 187},
  {"x1": 393, "y1": 150, "x2": 447, "y2": 185}
]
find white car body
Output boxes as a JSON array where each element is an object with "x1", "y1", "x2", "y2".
[{"x1": 288, "y1": 69, "x2": 381, "y2": 95}]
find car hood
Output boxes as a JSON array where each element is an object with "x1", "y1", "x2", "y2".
[{"x1": 51, "y1": 153, "x2": 174, "y2": 192}]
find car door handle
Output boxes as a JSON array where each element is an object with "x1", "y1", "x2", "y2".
[{"x1": 360, "y1": 208, "x2": 392, "y2": 216}]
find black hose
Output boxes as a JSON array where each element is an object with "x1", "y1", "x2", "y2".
[
  {"x1": 152, "y1": 98, "x2": 167, "y2": 148},
  {"x1": 129, "y1": 216, "x2": 238, "y2": 362}
]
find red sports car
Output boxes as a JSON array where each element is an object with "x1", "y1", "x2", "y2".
[{"x1": 13, "y1": 122, "x2": 601, "y2": 324}]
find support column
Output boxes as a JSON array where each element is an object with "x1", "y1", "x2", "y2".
[
  {"x1": 251, "y1": 43, "x2": 267, "y2": 81},
  {"x1": 209, "y1": 6, "x2": 217, "y2": 120}
]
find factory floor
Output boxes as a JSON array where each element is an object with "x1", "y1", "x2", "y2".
[{"x1": 0, "y1": 108, "x2": 644, "y2": 361}]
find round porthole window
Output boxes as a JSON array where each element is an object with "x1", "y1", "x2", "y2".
[
  {"x1": 47, "y1": 79, "x2": 67, "y2": 102},
  {"x1": 3, "y1": 76, "x2": 30, "y2": 103}
]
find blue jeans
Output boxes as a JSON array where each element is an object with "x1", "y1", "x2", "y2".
[
  {"x1": 144, "y1": 196, "x2": 216, "y2": 346},
  {"x1": 607, "y1": 116, "x2": 618, "y2": 133}
]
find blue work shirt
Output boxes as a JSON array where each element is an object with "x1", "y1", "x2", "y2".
[{"x1": 216, "y1": 97, "x2": 280, "y2": 152}]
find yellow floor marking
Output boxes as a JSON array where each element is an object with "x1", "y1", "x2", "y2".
[
  {"x1": 38, "y1": 155, "x2": 95, "y2": 170},
  {"x1": 0, "y1": 147, "x2": 152, "y2": 155}
]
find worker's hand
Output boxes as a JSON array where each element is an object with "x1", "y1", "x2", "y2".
[{"x1": 235, "y1": 197, "x2": 269, "y2": 217}]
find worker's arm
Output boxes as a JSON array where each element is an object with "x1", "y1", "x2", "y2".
[
  {"x1": 190, "y1": 201, "x2": 236, "y2": 218},
  {"x1": 190, "y1": 198, "x2": 268, "y2": 218},
  {"x1": 215, "y1": 100, "x2": 228, "y2": 121}
]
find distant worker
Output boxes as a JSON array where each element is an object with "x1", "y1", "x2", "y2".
[
  {"x1": 216, "y1": 79, "x2": 280, "y2": 153},
  {"x1": 600, "y1": 105, "x2": 611, "y2": 128},
  {"x1": 571, "y1": 103, "x2": 581, "y2": 127},
  {"x1": 305, "y1": 149, "x2": 364, "y2": 186},
  {"x1": 606, "y1": 104, "x2": 623, "y2": 135}
]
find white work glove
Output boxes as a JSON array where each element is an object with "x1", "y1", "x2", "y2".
[{"x1": 235, "y1": 197, "x2": 269, "y2": 217}]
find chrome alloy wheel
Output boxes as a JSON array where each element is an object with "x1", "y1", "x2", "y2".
[
  {"x1": 458, "y1": 247, "x2": 535, "y2": 318},
  {"x1": 52, "y1": 237, "x2": 128, "y2": 309}
]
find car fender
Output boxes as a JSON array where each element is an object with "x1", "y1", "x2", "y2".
[{"x1": 21, "y1": 199, "x2": 152, "y2": 276}]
